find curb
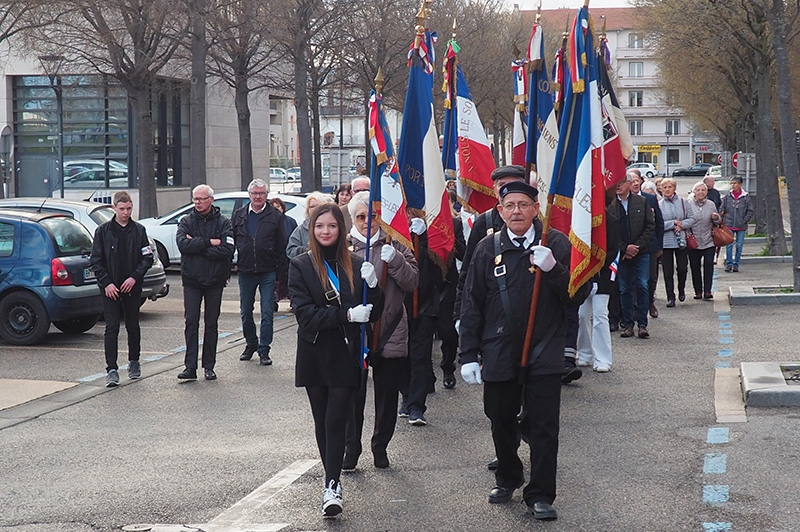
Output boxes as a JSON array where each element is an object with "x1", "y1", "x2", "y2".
[{"x1": 741, "y1": 362, "x2": 800, "y2": 406}]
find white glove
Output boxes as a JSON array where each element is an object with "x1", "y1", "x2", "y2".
[
  {"x1": 361, "y1": 261, "x2": 378, "y2": 288},
  {"x1": 454, "y1": 319, "x2": 461, "y2": 334},
  {"x1": 410, "y1": 217, "x2": 427, "y2": 235},
  {"x1": 347, "y1": 303, "x2": 373, "y2": 323},
  {"x1": 461, "y1": 362, "x2": 483, "y2": 385},
  {"x1": 529, "y1": 245, "x2": 557, "y2": 272},
  {"x1": 380, "y1": 244, "x2": 396, "y2": 262}
]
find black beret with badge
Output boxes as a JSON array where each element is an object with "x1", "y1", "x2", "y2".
[{"x1": 499, "y1": 180, "x2": 539, "y2": 201}]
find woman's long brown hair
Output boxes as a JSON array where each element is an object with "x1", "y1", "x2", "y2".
[{"x1": 307, "y1": 202, "x2": 355, "y2": 294}]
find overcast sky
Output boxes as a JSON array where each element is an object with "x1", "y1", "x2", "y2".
[{"x1": 510, "y1": 0, "x2": 632, "y2": 9}]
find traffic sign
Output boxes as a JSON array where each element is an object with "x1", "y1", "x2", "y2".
[
  {"x1": 732, "y1": 152, "x2": 739, "y2": 169},
  {"x1": 717, "y1": 154, "x2": 722, "y2": 164}
]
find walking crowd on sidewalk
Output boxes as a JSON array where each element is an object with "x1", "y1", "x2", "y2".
[{"x1": 88, "y1": 167, "x2": 752, "y2": 521}]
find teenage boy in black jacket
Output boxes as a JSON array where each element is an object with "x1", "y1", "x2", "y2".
[{"x1": 90, "y1": 191, "x2": 154, "y2": 387}]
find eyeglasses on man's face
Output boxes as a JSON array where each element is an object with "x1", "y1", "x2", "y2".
[
  {"x1": 501, "y1": 202, "x2": 534, "y2": 212},
  {"x1": 192, "y1": 196, "x2": 211, "y2": 202},
  {"x1": 249, "y1": 190, "x2": 267, "y2": 197},
  {"x1": 355, "y1": 213, "x2": 377, "y2": 221}
]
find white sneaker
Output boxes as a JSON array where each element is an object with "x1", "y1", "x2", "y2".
[
  {"x1": 594, "y1": 365, "x2": 611, "y2": 373},
  {"x1": 322, "y1": 479, "x2": 342, "y2": 517},
  {"x1": 577, "y1": 360, "x2": 591, "y2": 367}
]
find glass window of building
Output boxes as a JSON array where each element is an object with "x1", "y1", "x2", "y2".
[
  {"x1": 629, "y1": 91, "x2": 643, "y2": 107},
  {"x1": 628, "y1": 33, "x2": 643, "y2": 49},
  {"x1": 629, "y1": 120, "x2": 643, "y2": 136},
  {"x1": 666, "y1": 119, "x2": 680, "y2": 136},
  {"x1": 629, "y1": 62, "x2": 644, "y2": 78},
  {"x1": 12, "y1": 75, "x2": 189, "y2": 197}
]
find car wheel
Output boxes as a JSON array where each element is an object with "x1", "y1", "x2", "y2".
[
  {"x1": 646, "y1": 171, "x2": 655, "y2": 178},
  {"x1": 53, "y1": 314, "x2": 100, "y2": 334},
  {"x1": 0, "y1": 291, "x2": 51, "y2": 345},
  {"x1": 155, "y1": 241, "x2": 170, "y2": 269}
]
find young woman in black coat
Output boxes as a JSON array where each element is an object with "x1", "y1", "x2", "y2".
[{"x1": 288, "y1": 202, "x2": 382, "y2": 518}]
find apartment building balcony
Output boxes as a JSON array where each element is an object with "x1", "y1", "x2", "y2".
[
  {"x1": 615, "y1": 48, "x2": 652, "y2": 60},
  {"x1": 615, "y1": 76, "x2": 661, "y2": 89},
  {"x1": 621, "y1": 106, "x2": 686, "y2": 119}
]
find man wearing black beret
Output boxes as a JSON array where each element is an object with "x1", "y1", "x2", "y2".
[{"x1": 459, "y1": 180, "x2": 589, "y2": 521}]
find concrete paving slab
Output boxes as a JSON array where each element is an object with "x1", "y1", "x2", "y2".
[
  {"x1": 740, "y1": 362, "x2": 800, "y2": 406},
  {"x1": 0, "y1": 378, "x2": 75, "y2": 410},
  {"x1": 714, "y1": 368, "x2": 747, "y2": 423}
]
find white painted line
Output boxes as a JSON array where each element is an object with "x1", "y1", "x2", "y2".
[{"x1": 208, "y1": 459, "x2": 320, "y2": 527}]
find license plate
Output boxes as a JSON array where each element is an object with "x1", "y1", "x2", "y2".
[{"x1": 84, "y1": 268, "x2": 96, "y2": 281}]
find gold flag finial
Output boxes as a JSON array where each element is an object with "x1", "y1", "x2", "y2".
[
  {"x1": 452, "y1": 17, "x2": 457, "y2": 40},
  {"x1": 374, "y1": 67, "x2": 385, "y2": 94},
  {"x1": 535, "y1": 0, "x2": 542, "y2": 23}
]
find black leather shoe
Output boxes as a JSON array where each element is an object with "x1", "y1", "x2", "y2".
[
  {"x1": 666, "y1": 299, "x2": 676, "y2": 308},
  {"x1": 561, "y1": 366, "x2": 583, "y2": 385},
  {"x1": 177, "y1": 368, "x2": 197, "y2": 380},
  {"x1": 488, "y1": 486, "x2": 516, "y2": 504},
  {"x1": 526, "y1": 500, "x2": 558, "y2": 520},
  {"x1": 608, "y1": 322, "x2": 619, "y2": 332},
  {"x1": 204, "y1": 368, "x2": 217, "y2": 380},
  {"x1": 342, "y1": 454, "x2": 358, "y2": 472},
  {"x1": 259, "y1": 352, "x2": 273, "y2": 366},
  {"x1": 373, "y1": 451, "x2": 390, "y2": 469},
  {"x1": 239, "y1": 345, "x2": 256, "y2": 361},
  {"x1": 678, "y1": 291, "x2": 686, "y2": 302},
  {"x1": 487, "y1": 457, "x2": 499, "y2": 471},
  {"x1": 443, "y1": 373, "x2": 456, "y2": 389}
]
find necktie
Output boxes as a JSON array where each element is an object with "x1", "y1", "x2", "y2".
[{"x1": 514, "y1": 237, "x2": 526, "y2": 248}]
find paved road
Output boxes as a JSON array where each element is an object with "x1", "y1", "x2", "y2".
[{"x1": 2, "y1": 249, "x2": 800, "y2": 531}]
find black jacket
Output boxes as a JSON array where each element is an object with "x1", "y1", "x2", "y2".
[
  {"x1": 617, "y1": 192, "x2": 655, "y2": 255},
  {"x1": 289, "y1": 251, "x2": 383, "y2": 388},
  {"x1": 641, "y1": 191, "x2": 664, "y2": 253},
  {"x1": 90, "y1": 218, "x2": 153, "y2": 292},
  {"x1": 456, "y1": 205, "x2": 504, "y2": 317},
  {"x1": 459, "y1": 223, "x2": 590, "y2": 381},
  {"x1": 231, "y1": 203, "x2": 288, "y2": 277},
  {"x1": 176, "y1": 206, "x2": 234, "y2": 287}
]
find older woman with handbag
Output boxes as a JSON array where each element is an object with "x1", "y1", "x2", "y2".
[
  {"x1": 658, "y1": 177, "x2": 695, "y2": 307},
  {"x1": 342, "y1": 192, "x2": 418, "y2": 472},
  {"x1": 687, "y1": 182, "x2": 721, "y2": 300},
  {"x1": 289, "y1": 203, "x2": 383, "y2": 518}
]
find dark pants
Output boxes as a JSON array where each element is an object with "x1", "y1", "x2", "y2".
[
  {"x1": 484, "y1": 374, "x2": 561, "y2": 505},
  {"x1": 649, "y1": 252, "x2": 660, "y2": 305},
  {"x1": 608, "y1": 281, "x2": 620, "y2": 327},
  {"x1": 103, "y1": 289, "x2": 142, "y2": 372},
  {"x1": 618, "y1": 254, "x2": 650, "y2": 329},
  {"x1": 238, "y1": 270, "x2": 276, "y2": 355},
  {"x1": 307, "y1": 386, "x2": 354, "y2": 486},
  {"x1": 689, "y1": 247, "x2": 715, "y2": 295},
  {"x1": 183, "y1": 284, "x2": 224, "y2": 370},
  {"x1": 661, "y1": 247, "x2": 689, "y2": 300},
  {"x1": 437, "y1": 300, "x2": 459, "y2": 376},
  {"x1": 406, "y1": 315, "x2": 436, "y2": 414}
]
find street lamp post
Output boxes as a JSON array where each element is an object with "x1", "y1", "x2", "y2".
[
  {"x1": 39, "y1": 55, "x2": 65, "y2": 198},
  {"x1": 665, "y1": 131, "x2": 671, "y2": 177}
]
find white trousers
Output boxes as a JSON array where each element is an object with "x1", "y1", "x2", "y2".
[{"x1": 577, "y1": 283, "x2": 613, "y2": 369}]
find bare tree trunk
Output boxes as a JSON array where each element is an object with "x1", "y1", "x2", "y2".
[
  {"x1": 131, "y1": 87, "x2": 158, "y2": 218},
  {"x1": 190, "y1": 0, "x2": 207, "y2": 189},
  {"x1": 311, "y1": 88, "x2": 322, "y2": 191},
  {"x1": 753, "y1": 71, "x2": 787, "y2": 253},
  {"x1": 235, "y1": 72, "x2": 253, "y2": 190},
  {"x1": 294, "y1": 40, "x2": 313, "y2": 193},
  {"x1": 767, "y1": 0, "x2": 800, "y2": 289}
]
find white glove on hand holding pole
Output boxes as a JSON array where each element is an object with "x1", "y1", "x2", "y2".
[
  {"x1": 347, "y1": 303, "x2": 373, "y2": 323},
  {"x1": 361, "y1": 261, "x2": 378, "y2": 288},
  {"x1": 461, "y1": 362, "x2": 483, "y2": 385},
  {"x1": 380, "y1": 244, "x2": 396, "y2": 263},
  {"x1": 410, "y1": 218, "x2": 427, "y2": 235},
  {"x1": 530, "y1": 245, "x2": 557, "y2": 272}
]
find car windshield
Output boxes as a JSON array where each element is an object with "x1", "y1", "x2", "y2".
[
  {"x1": 40, "y1": 217, "x2": 93, "y2": 256},
  {"x1": 90, "y1": 205, "x2": 115, "y2": 225}
]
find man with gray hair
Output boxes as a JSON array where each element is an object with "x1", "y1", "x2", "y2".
[
  {"x1": 231, "y1": 179, "x2": 288, "y2": 366},
  {"x1": 176, "y1": 184, "x2": 235, "y2": 380}
]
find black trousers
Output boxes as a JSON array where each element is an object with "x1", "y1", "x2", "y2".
[
  {"x1": 649, "y1": 252, "x2": 660, "y2": 305},
  {"x1": 437, "y1": 300, "x2": 459, "y2": 376},
  {"x1": 307, "y1": 386, "x2": 354, "y2": 486},
  {"x1": 689, "y1": 247, "x2": 715, "y2": 295},
  {"x1": 103, "y1": 289, "x2": 142, "y2": 372},
  {"x1": 661, "y1": 248, "x2": 689, "y2": 300},
  {"x1": 607, "y1": 282, "x2": 620, "y2": 327},
  {"x1": 183, "y1": 284, "x2": 224, "y2": 370},
  {"x1": 405, "y1": 315, "x2": 436, "y2": 414},
  {"x1": 484, "y1": 373, "x2": 561, "y2": 505}
]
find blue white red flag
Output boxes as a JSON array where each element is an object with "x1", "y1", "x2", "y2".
[
  {"x1": 441, "y1": 39, "x2": 496, "y2": 215},
  {"x1": 368, "y1": 90, "x2": 413, "y2": 250},
  {"x1": 398, "y1": 28, "x2": 454, "y2": 271},
  {"x1": 549, "y1": 6, "x2": 606, "y2": 296},
  {"x1": 524, "y1": 23, "x2": 559, "y2": 194}
]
